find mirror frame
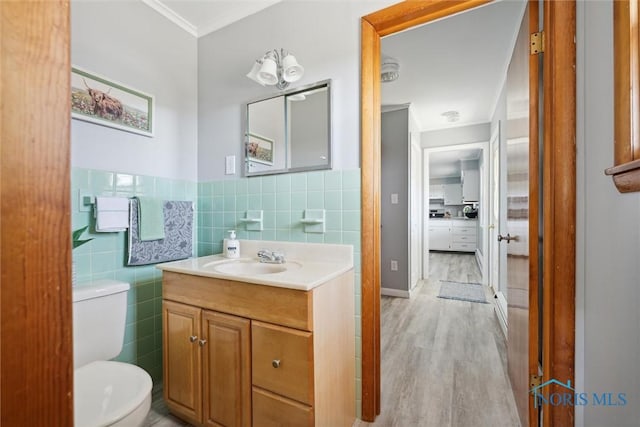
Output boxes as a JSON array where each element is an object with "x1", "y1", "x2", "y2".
[
  {"x1": 244, "y1": 79, "x2": 332, "y2": 177},
  {"x1": 607, "y1": 0, "x2": 640, "y2": 192}
]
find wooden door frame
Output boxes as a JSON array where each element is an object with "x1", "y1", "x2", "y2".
[
  {"x1": 1, "y1": 1, "x2": 73, "y2": 425},
  {"x1": 359, "y1": 1, "x2": 576, "y2": 424}
]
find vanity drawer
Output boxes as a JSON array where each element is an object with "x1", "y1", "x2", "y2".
[
  {"x1": 252, "y1": 321, "x2": 313, "y2": 405},
  {"x1": 252, "y1": 387, "x2": 314, "y2": 427}
]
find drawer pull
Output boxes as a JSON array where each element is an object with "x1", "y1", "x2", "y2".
[
  {"x1": 272, "y1": 359, "x2": 281, "y2": 368},
  {"x1": 199, "y1": 339, "x2": 207, "y2": 347},
  {"x1": 189, "y1": 335, "x2": 198, "y2": 343}
]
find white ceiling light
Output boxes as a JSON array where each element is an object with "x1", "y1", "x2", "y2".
[
  {"x1": 247, "y1": 48, "x2": 304, "y2": 90},
  {"x1": 381, "y1": 56, "x2": 400, "y2": 83},
  {"x1": 441, "y1": 110, "x2": 460, "y2": 122}
]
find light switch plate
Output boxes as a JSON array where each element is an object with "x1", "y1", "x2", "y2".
[
  {"x1": 391, "y1": 193, "x2": 398, "y2": 204},
  {"x1": 225, "y1": 155, "x2": 235, "y2": 175},
  {"x1": 391, "y1": 260, "x2": 398, "y2": 271}
]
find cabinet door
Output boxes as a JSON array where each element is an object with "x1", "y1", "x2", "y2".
[
  {"x1": 443, "y1": 184, "x2": 463, "y2": 204},
  {"x1": 462, "y1": 169, "x2": 480, "y2": 202},
  {"x1": 163, "y1": 300, "x2": 202, "y2": 424},
  {"x1": 202, "y1": 311, "x2": 251, "y2": 427},
  {"x1": 428, "y1": 226, "x2": 451, "y2": 251},
  {"x1": 429, "y1": 184, "x2": 444, "y2": 199}
]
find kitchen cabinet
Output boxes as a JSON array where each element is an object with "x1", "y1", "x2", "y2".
[
  {"x1": 161, "y1": 270, "x2": 355, "y2": 427},
  {"x1": 429, "y1": 184, "x2": 444, "y2": 199},
  {"x1": 428, "y1": 221, "x2": 451, "y2": 250},
  {"x1": 444, "y1": 184, "x2": 463, "y2": 205},
  {"x1": 462, "y1": 169, "x2": 480, "y2": 202},
  {"x1": 428, "y1": 219, "x2": 477, "y2": 253}
]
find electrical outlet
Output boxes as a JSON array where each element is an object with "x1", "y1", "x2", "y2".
[
  {"x1": 391, "y1": 193, "x2": 398, "y2": 204},
  {"x1": 390, "y1": 260, "x2": 398, "y2": 271}
]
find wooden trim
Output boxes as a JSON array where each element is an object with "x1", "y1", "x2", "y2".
[
  {"x1": 0, "y1": 1, "x2": 72, "y2": 425},
  {"x1": 363, "y1": 0, "x2": 491, "y2": 37},
  {"x1": 360, "y1": 1, "x2": 492, "y2": 422},
  {"x1": 542, "y1": 1, "x2": 576, "y2": 426},
  {"x1": 605, "y1": 158, "x2": 640, "y2": 192},
  {"x1": 360, "y1": 18, "x2": 381, "y2": 421},
  {"x1": 528, "y1": 2, "x2": 541, "y2": 425},
  {"x1": 360, "y1": 1, "x2": 576, "y2": 425},
  {"x1": 610, "y1": 0, "x2": 640, "y2": 192}
]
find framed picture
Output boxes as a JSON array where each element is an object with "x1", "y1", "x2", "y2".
[
  {"x1": 71, "y1": 66, "x2": 154, "y2": 137},
  {"x1": 246, "y1": 133, "x2": 274, "y2": 165}
]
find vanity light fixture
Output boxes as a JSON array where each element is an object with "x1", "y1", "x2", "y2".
[
  {"x1": 381, "y1": 55, "x2": 400, "y2": 83},
  {"x1": 246, "y1": 48, "x2": 304, "y2": 90}
]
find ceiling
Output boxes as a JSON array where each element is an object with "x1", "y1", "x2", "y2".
[
  {"x1": 429, "y1": 148, "x2": 481, "y2": 179},
  {"x1": 381, "y1": 0, "x2": 526, "y2": 131}
]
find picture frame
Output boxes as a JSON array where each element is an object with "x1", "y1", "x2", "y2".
[
  {"x1": 71, "y1": 66, "x2": 154, "y2": 137},
  {"x1": 246, "y1": 133, "x2": 274, "y2": 165}
]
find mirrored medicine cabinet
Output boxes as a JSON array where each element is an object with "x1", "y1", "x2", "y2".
[{"x1": 245, "y1": 80, "x2": 331, "y2": 176}]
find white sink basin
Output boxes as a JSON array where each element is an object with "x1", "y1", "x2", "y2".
[{"x1": 210, "y1": 259, "x2": 302, "y2": 275}]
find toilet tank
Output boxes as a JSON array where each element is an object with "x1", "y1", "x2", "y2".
[{"x1": 73, "y1": 279, "x2": 130, "y2": 369}]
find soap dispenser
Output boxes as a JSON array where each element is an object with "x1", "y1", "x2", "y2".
[{"x1": 224, "y1": 230, "x2": 240, "y2": 258}]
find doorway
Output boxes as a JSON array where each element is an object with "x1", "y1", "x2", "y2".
[{"x1": 360, "y1": 1, "x2": 576, "y2": 425}]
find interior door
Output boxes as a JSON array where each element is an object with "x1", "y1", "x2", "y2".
[
  {"x1": 503, "y1": 2, "x2": 541, "y2": 427},
  {"x1": 490, "y1": 125, "x2": 508, "y2": 330}
]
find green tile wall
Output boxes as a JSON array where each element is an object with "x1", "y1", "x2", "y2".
[
  {"x1": 197, "y1": 169, "x2": 363, "y2": 414},
  {"x1": 71, "y1": 168, "x2": 197, "y2": 382},
  {"x1": 71, "y1": 167, "x2": 363, "y2": 416}
]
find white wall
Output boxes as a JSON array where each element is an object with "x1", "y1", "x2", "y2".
[
  {"x1": 197, "y1": 0, "x2": 396, "y2": 181},
  {"x1": 71, "y1": 0, "x2": 198, "y2": 181},
  {"x1": 577, "y1": 1, "x2": 640, "y2": 425},
  {"x1": 421, "y1": 123, "x2": 490, "y2": 148}
]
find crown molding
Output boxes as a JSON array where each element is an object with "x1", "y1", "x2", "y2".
[{"x1": 141, "y1": 0, "x2": 198, "y2": 37}]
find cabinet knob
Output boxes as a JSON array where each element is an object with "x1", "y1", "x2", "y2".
[
  {"x1": 199, "y1": 339, "x2": 207, "y2": 347},
  {"x1": 272, "y1": 359, "x2": 281, "y2": 368},
  {"x1": 189, "y1": 335, "x2": 198, "y2": 343}
]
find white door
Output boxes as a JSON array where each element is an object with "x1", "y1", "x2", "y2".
[
  {"x1": 490, "y1": 123, "x2": 508, "y2": 329},
  {"x1": 409, "y1": 133, "x2": 422, "y2": 288}
]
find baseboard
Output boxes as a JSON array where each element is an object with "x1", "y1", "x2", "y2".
[
  {"x1": 381, "y1": 287, "x2": 411, "y2": 298},
  {"x1": 475, "y1": 249, "x2": 482, "y2": 271},
  {"x1": 494, "y1": 291, "x2": 508, "y2": 337}
]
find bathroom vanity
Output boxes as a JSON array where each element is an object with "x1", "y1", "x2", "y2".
[{"x1": 157, "y1": 241, "x2": 355, "y2": 427}]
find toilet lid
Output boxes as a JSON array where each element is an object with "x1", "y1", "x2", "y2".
[{"x1": 75, "y1": 361, "x2": 152, "y2": 427}]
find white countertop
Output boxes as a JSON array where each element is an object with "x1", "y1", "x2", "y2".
[{"x1": 156, "y1": 240, "x2": 354, "y2": 291}]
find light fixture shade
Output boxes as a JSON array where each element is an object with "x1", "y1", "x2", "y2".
[
  {"x1": 258, "y1": 56, "x2": 278, "y2": 85},
  {"x1": 246, "y1": 61, "x2": 265, "y2": 86},
  {"x1": 281, "y1": 53, "x2": 304, "y2": 83},
  {"x1": 381, "y1": 55, "x2": 399, "y2": 83}
]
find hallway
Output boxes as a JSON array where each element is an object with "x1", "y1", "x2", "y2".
[{"x1": 356, "y1": 252, "x2": 520, "y2": 426}]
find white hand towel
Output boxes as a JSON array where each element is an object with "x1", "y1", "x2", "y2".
[{"x1": 95, "y1": 196, "x2": 130, "y2": 232}]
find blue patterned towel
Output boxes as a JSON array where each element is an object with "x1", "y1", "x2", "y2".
[{"x1": 127, "y1": 199, "x2": 193, "y2": 266}]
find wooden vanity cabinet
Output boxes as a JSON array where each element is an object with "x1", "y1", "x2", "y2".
[
  {"x1": 163, "y1": 301, "x2": 251, "y2": 427},
  {"x1": 161, "y1": 270, "x2": 355, "y2": 427}
]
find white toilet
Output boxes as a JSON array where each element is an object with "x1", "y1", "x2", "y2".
[{"x1": 73, "y1": 279, "x2": 153, "y2": 427}]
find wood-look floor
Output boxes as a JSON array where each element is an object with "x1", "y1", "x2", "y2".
[
  {"x1": 144, "y1": 252, "x2": 519, "y2": 427},
  {"x1": 355, "y1": 252, "x2": 520, "y2": 427}
]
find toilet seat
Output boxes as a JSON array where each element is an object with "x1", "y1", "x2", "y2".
[{"x1": 75, "y1": 361, "x2": 152, "y2": 427}]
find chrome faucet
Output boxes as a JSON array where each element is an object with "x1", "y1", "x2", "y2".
[{"x1": 257, "y1": 249, "x2": 285, "y2": 264}]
